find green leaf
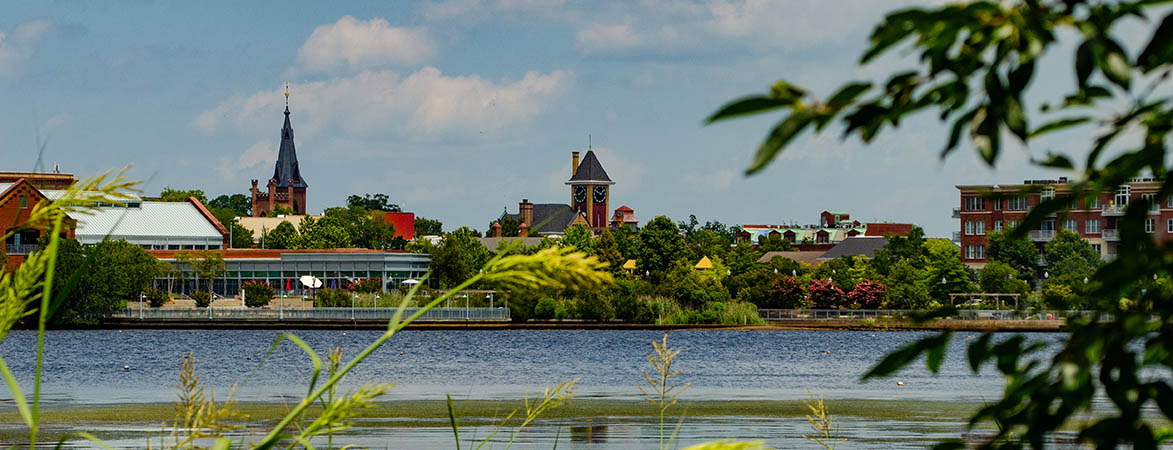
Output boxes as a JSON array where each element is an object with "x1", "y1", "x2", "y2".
[
  {"x1": 706, "y1": 96, "x2": 795, "y2": 124},
  {"x1": 1033, "y1": 152, "x2": 1076, "y2": 170},
  {"x1": 825, "y1": 82, "x2": 872, "y2": 109},
  {"x1": 745, "y1": 111, "x2": 814, "y2": 175},
  {"x1": 1137, "y1": 11, "x2": 1173, "y2": 72},
  {"x1": 1004, "y1": 96, "x2": 1028, "y2": 141},
  {"x1": 1100, "y1": 40, "x2": 1132, "y2": 90},
  {"x1": 769, "y1": 80, "x2": 806, "y2": 102},
  {"x1": 966, "y1": 333, "x2": 993, "y2": 372},
  {"x1": 863, "y1": 332, "x2": 952, "y2": 380},
  {"x1": 1008, "y1": 61, "x2": 1035, "y2": 94},
  {"x1": 212, "y1": 438, "x2": 232, "y2": 450},
  {"x1": 447, "y1": 394, "x2": 462, "y2": 450},
  {"x1": 1029, "y1": 117, "x2": 1092, "y2": 138},
  {"x1": 940, "y1": 109, "x2": 977, "y2": 159},
  {"x1": 1075, "y1": 40, "x2": 1094, "y2": 87},
  {"x1": 970, "y1": 106, "x2": 1001, "y2": 165},
  {"x1": 0, "y1": 356, "x2": 32, "y2": 429}
]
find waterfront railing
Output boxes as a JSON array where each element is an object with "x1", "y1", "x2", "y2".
[
  {"x1": 112, "y1": 307, "x2": 511, "y2": 321},
  {"x1": 757, "y1": 309, "x2": 1113, "y2": 321}
]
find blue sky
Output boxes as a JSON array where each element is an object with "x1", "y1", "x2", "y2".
[{"x1": 2, "y1": 0, "x2": 1105, "y2": 238}]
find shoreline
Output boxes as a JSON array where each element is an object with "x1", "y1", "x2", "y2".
[{"x1": 74, "y1": 319, "x2": 1067, "y2": 332}]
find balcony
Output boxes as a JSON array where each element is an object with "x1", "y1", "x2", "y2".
[
  {"x1": 952, "y1": 207, "x2": 961, "y2": 219},
  {"x1": 1028, "y1": 230, "x2": 1055, "y2": 241},
  {"x1": 952, "y1": 231, "x2": 961, "y2": 242},
  {"x1": 1101, "y1": 229, "x2": 1119, "y2": 241},
  {"x1": 1102, "y1": 204, "x2": 1126, "y2": 216},
  {"x1": 4, "y1": 244, "x2": 36, "y2": 255}
]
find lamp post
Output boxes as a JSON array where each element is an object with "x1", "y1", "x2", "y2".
[
  {"x1": 139, "y1": 292, "x2": 144, "y2": 319},
  {"x1": 351, "y1": 293, "x2": 356, "y2": 320}
]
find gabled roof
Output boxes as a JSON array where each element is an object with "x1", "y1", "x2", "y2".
[
  {"x1": 818, "y1": 237, "x2": 889, "y2": 261},
  {"x1": 272, "y1": 106, "x2": 308, "y2": 188},
  {"x1": 567, "y1": 150, "x2": 613, "y2": 184},
  {"x1": 505, "y1": 203, "x2": 585, "y2": 234},
  {"x1": 695, "y1": 256, "x2": 713, "y2": 270},
  {"x1": 74, "y1": 201, "x2": 226, "y2": 241}
]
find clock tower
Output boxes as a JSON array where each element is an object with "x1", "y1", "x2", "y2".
[{"x1": 566, "y1": 150, "x2": 614, "y2": 229}]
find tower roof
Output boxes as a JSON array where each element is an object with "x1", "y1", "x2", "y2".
[
  {"x1": 566, "y1": 150, "x2": 613, "y2": 185},
  {"x1": 272, "y1": 106, "x2": 308, "y2": 188}
]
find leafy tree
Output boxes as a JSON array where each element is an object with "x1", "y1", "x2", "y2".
[
  {"x1": 809, "y1": 258, "x2": 853, "y2": 290},
  {"x1": 561, "y1": 224, "x2": 594, "y2": 254},
  {"x1": 56, "y1": 239, "x2": 160, "y2": 324},
  {"x1": 346, "y1": 193, "x2": 400, "y2": 212},
  {"x1": 593, "y1": 230, "x2": 626, "y2": 276},
  {"x1": 978, "y1": 261, "x2": 1030, "y2": 296},
  {"x1": 1043, "y1": 229, "x2": 1100, "y2": 273},
  {"x1": 414, "y1": 216, "x2": 444, "y2": 235},
  {"x1": 870, "y1": 227, "x2": 927, "y2": 276},
  {"x1": 190, "y1": 291, "x2": 211, "y2": 308},
  {"x1": 298, "y1": 216, "x2": 352, "y2": 249},
  {"x1": 806, "y1": 279, "x2": 845, "y2": 309},
  {"x1": 430, "y1": 227, "x2": 491, "y2": 289},
  {"x1": 635, "y1": 216, "x2": 686, "y2": 281},
  {"x1": 264, "y1": 205, "x2": 295, "y2": 217},
  {"x1": 712, "y1": 1, "x2": 1173, "y2": 445},
  {"x1": 923, "y1": 239, "x2": 975, "y2": 302},
  {"x1": 491, "y1": 214, "x2": 522, "y2": 237},
  {"x1": 770, "y1": 276, "x2": 807, "y2": 309},
  {"x1": 323, "y1": 205, "x2": 397, "y2": 249},
  {"x1": 677, "y1": 214, "x2": 700, "y2": 239},
  {"x1": 883, "y1": 259, "x2": 931, "y2": 310},
  {"x1": 687, "y1": 229, "x2": 731, "y2": 262},
  {"x1": 144, "y1": 287, "x2": 168, "y2": 308},
  {"x1": 662, "y1": 258, "x2": 728, "y2": 309},
  {"x1": 724, "y1": 266, "x2": 781, "y2": 307},
  {"x1": 159, "y1": 187, "x2": 207, "y2": 204},
  {"x1": 208, "y1": 193, "x2": 251, "y2": 217},
  {"x1": 726, "y1": 241, "x2": 765, "y2": 276},
  {"x1": 756, "y1": 233, "x2": 791, "y2": 252},
  {"x1": 848, "y1": 281, "x2": 886, "y2": 309},
  {"x1": 228, "y1": 221, "x2": 254, "y2": 249},
  {"x1": 189, "y1": 250, "x2": 226, "y2": 294},
  {"x1": 987, "y1": 230, "x2": 1040, "y2": 282},
  {"x1": 263, "y1": 221, "x2": 299, "y2": 249},
  {"x1": 157, "y1": 259, "x2": 175, "y2": 295},
  {"x1": 242, "y1": 281, "x2": 274, "y2": 308}
]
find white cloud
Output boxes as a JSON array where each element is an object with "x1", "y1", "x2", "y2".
[
  {"x1": 195, "y1": 67, "x2": 571, "y2": 142},
  {"x1": 216, "y1": 140, "x2": 277, "y2": 184},
  {"x1": 0, "y1": 19, "x2": 51, "y2": 77},
  {"x1": 296, "y1": 16, "x2": 434, "y2": 72}
]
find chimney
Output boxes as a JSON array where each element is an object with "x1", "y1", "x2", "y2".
[
  {"x1": 250, "y1": 180, "x2": 259, "y2": 217},
  {"x1": 491, "y1": 221, "x2": 502, "y2": 238},
  {"x1": 572, "y1": 151, "x2": 580, "y2": 177},
  {"x1": 518, "y1": 221, "x2": 530, "y2": 237},
  {"x1": 519, "y1": 199, "x2": 534, "y2": 227}
]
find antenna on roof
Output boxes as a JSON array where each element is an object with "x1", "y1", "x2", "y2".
[{"x1": 588, "y1": 134, "x2": 592, "y2": 150}]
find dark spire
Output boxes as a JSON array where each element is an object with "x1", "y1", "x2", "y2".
[
  {"x1": 272, "y1": 103, "x2": 307, "y2": 188},
  {"x1": 567, "y1": 150, "x2": 612, "y2": 184}
]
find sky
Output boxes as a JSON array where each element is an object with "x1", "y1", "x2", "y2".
[{"x1": 1, "y1": 0, "x2": 1136, "y2": 238}]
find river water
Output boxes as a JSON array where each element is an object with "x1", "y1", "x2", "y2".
[{"x1": 0, "y1": 329, "x2": 1075, "y2": 448}]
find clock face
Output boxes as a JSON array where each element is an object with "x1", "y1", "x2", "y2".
[
  {"x1": 593, "y1": 186, "x2": 607, "y2": 203},
  {"x1": 573, "y1": 185, "x2": 587, "y2": 203}
]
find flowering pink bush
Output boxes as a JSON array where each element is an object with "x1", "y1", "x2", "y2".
[
  {"x1": 848, "y1": 281, "x2": 887, "y2": 309},
  {"x1": 807, "y1": 279, "x2": 845, "y2": 309},
  {"x1": 770, "y1": 276, "x2": 808, "y2": 309},
  {"x1": 347, "y1": 278, "x2": 383, "y2": 293}
]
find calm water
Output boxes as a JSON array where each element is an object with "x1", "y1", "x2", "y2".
[
  {"x1": 0, "y1": 329, "x2": 1049, "y2": 404},
  {"x1": 0, "y1": 329, "x2": 1077, "y2": 448}
]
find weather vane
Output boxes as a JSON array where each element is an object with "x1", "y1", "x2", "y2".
[{"x1": 284, "y1": 82, "x2": 290, "y2": 106}]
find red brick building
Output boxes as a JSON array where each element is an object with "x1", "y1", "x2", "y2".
[{"x1": 955, "y1": 177, "x2": 1161, "y2": 266}]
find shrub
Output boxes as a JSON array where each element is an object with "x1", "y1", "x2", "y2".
[
  {"x1": 191, "y1": 291, "x2": 211, "y2": 308},
  {"x1": 554, "y1": 298, "x2": 581, "y2": 320},
  {"x1": 314, "y1": 289, "x2": 352, "y2": 308},
  {"x1": 807, "y1": 279, "x2": 845, "y2": 309},
  {"x1": 243, "y1": 281, "x2": 275, "y2": 308},
  {"x1": 579, "y1": 293, "x2": 616, "y2": 322},
  {"x1": 848, "y1": 281, "x2": 887, "y2": 309},
  {"x1": 534, "y1": 298, "x2": 556, "y2": 320},
  {"x1": 347, "y1": 278, "x2": 382, "y2": 293},
  {"x1": 719, "y1": 301, "x2": 764, "y2": 325},
  {"x1": 770, "y1": 276, "x2": 808, "y2": 309},
  {"x1": 144, "y1": 287, "x2": 168, "y2": 308}
]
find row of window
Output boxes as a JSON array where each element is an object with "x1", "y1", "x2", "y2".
[
  {"x1": 964, "y1": 220, "x2": 1021, "y2": 235},
  {"x1": 1140, "y1": 218, "x2": 1173, "y2": 233},
  {"x1": 965, "y1": 217, "x2": 1173, "y2": 235},
  {"x1": 963, "y1": 189, "x2": 1173, "y2": 212},
  {"x1": 964, "y1": 245, "x2": 986, "y2": 259}
]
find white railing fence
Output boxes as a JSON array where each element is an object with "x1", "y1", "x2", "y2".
[{"x1": 113, "y1": 307, "x2": 510, "y2": 321}]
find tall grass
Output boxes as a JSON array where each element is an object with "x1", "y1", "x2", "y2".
[{"x1": 638, "y1": 332, "x2": 691, "y2": 450}]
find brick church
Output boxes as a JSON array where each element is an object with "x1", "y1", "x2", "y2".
[
  {"x1": 492, "y1": 150, "x2": 638, "y2": 236},
  {"x1": 251, "y1": 99, "x2": 308, "y2": 217}
]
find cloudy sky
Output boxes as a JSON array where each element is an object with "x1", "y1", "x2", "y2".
[{"x1": 2, "y1": 0, "x2": 1108, "y2": 238}]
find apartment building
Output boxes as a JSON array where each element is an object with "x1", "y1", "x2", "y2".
[{"x1": 955, "y1": 177, "x2": 1166, "y2": 267}]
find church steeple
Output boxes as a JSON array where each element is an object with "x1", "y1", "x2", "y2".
[{"x1": 272, "y1": 96, "x2": 307, "y2": 189}]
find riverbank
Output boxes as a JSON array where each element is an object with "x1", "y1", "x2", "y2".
[{"x1": 93, "y1": 318, "x2": 1067, "y2": 332}]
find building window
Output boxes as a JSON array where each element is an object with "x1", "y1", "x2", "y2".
[
  {"x1": 994, "y1": 199, "x2": 1002, "y2": 210},
  {"x1": 964, "y1": 197, "x2": 985, "y2": 211},
  {"x1": 975, "y1": 245, "x2": 985, "y2": 259},
  {"x1": 1008, "y1": 197, "x2": 1028, "y2": 210},
  {"x1": 1041, "y1": 186, "x2": 1055, "y2": 201},
  {"x1": 994, "y1": 221, "x2": 1003, "y2": 233},
  {"x1": 1090, "y1": 196, "x2": 1102, "y2": 209},
  {"x1": 1007, "y1": 220, "x2": 1019, "y2": 230},
  {"x1": 1086, "y1": 219, "x2": 1100, "y2": 234},
  {"x1": 965, "y1": 221, "x2": 975, "y2": 235},
  {"x1": 965, "y1": 245, "x2": 975, "y2": 259},
  {"x1": 1168, "y1": 197, "x2": 1173, "y2": 208},
  {"x1": 1092, "y1": 244, "x2": 1102, "y2": 255},
  {"x1": 1064, "y1": 219, "x2": 1078, "y2": 232},
  {"x1": 1142, "y1": 193, "x2": 1158, "y2": 212},
  {"x1": 19, "y1": 195, "x2": 27, "y2": 209},
  {"x1": 1168, "y1": 219, "x2": 1173, "y2": 233},
  {"x1": 1145, "y1": 218, "x2": 1154, "y2": 233},
  {"x1": 975, "y1": 221, "x2": 985, "y2": 235},
  {"x1": 1116, "y1": 185, "x2": 1131, "y2": 206}
]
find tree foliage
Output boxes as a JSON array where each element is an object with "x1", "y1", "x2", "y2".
[
  {"x1": 263, "y1": 221, "x2": 299, "y2": 249},
  {"x1": 53, "y1": 239, "x2": 160, "y2": 324},
  {"x1": 159, "y1": 187, "x2": 207, "y2": 204},
  {"x1": 636, "y1": 217, "x2": 686, "y2": 281},
  {"x1": 988, "y1": 230, "x2": 1040, "y2": 282},
  {"x1": 346, "y1": 193, "x2": 400, "y2": 212},
  {"x1": 208, "y1": 193, "x2": 251, "y2": 217},
  {"x1": 713, "y1": 1, "x2": 1173, "y2": 445},
  {"x1": 414, "y1": 216, "x2": 444, "y2": 236}
]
